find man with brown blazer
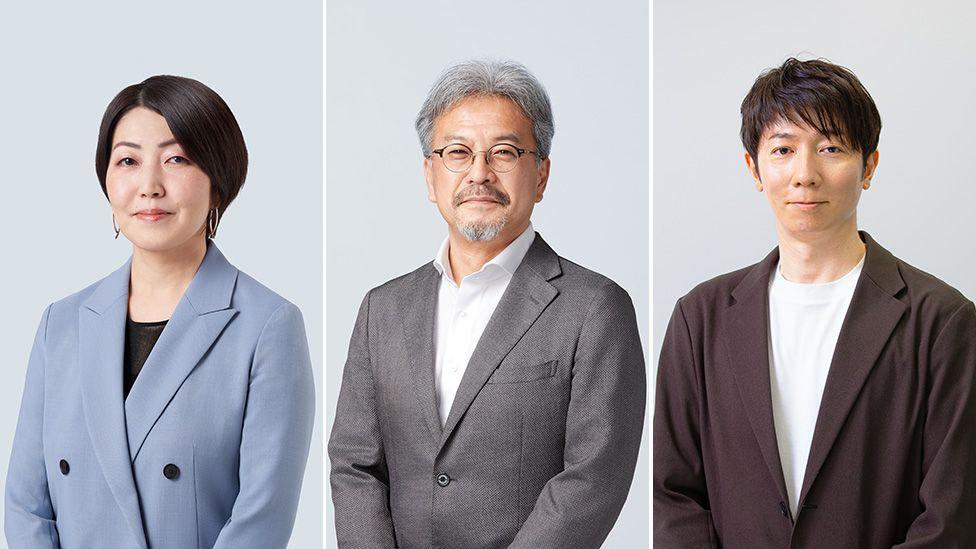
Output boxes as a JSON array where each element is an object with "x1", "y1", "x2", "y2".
[
  {"x1": 330, "y1": 60, "x2": 645, "y2": 548},
  {"x1": 654, "y1": 58, "x2": 976, "y2": 547}
]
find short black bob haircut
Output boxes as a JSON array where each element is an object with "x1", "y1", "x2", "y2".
[
  {"x1": 95, "y1": 75, "x2": 248, "y2": 217},
  {"x1": 740, "y1": 58, "x2": 881, "y2": 167}
]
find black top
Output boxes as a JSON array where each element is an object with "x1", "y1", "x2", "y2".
[{"x1": 123, "y1": 318, "x2": 168, "y2": 399}]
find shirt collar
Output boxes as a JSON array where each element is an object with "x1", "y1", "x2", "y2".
[{"x1": 433, "y1": 222, "x2": 536, "y2": 284}]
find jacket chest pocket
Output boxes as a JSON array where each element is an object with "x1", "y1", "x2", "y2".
[{"x1": 487, "y1": 360, "x2": 558, "y2": 384}]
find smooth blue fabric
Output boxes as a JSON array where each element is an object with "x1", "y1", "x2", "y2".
[{"x1": 5, "y1": 243, "x2": 315, "y2": 549}]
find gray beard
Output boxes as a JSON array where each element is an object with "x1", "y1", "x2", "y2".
[{"x1": 456, "y1": 215, "x2": 508, "y2": 242}]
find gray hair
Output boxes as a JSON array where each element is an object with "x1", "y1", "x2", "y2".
[{"x1": 415, "y1": 59, "x2": 555, "y2": 159}]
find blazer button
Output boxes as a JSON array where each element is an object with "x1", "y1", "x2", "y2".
[
  {"x1": 436, "y1": 473, "x2": 451, "y2": 487},
  {"x1": 779, "y1": 501, "x2": 789, "y2": 518},
  {"x1": 163, "y1": 463, "x2": 180, "y2": 480},
  {"x1": 59, "y1": 459, "x2": 70, "y2": 475}
]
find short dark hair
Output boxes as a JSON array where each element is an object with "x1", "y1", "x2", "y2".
[
  {"x1": 740, "y1": 58, "x2": 881, "y2": 166},
  {"x1": 95, "y1": 75, "x2": 248, "y2": 216}
]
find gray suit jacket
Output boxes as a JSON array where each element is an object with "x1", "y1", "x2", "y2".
[{"x1": 329, "y1": 233, "x2": 645, "y2": 548}]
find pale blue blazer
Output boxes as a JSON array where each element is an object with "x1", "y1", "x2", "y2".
[{"x1": 5, "y1": 243, "x2": 315, "y2": 549}]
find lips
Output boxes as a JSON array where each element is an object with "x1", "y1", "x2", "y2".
[
  {"x1": 789, "y1": 201, "x2": 826, "y2": 211},
  {"x1": 134, "y1": 208, "x2": 172, "y2": 221}
]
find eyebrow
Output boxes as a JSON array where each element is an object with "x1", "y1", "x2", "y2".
[
  {"x1": 112, "y1": 138, "x2": 180, "y2": 150},
  {"x1": 766, "y1": 132, "x2": 795, "y2": 140},
  {"x1": 440, "y1": 133, "x2": 524, "y2": 145}
]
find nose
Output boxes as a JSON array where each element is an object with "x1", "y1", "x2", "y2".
[
  {"x1": 138, "y1": 162, "x2": 166, "y2": 198},
  {"x1": 791, "y1": 149, "x2": 820, "y2": 187},
  {"x1": 464, "y1": 151, "x2": 496, "y2": 186}
]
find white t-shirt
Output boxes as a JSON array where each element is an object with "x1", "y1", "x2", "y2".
[
  {"x1": 431, "y1": 223, "x2": 535, "y2": 425},
  {"x1": 768, "y1": 254, "x2": 864, "y2": 514}
]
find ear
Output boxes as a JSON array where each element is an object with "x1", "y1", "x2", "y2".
[
  {"x1": 534, "y1": 158, "x2": 551, "y2": 203},
  {"x1": 744, "y1": 152, "x2": 763, "y2": 191},
  {"x1": 424, "y1": 156, "x2": 437, "y2": 203},
  {"x1": 861, "y1": 150, "x2": 879, "y2": 190}
]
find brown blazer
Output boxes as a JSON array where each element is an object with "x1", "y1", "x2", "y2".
[{"x1": 654, "y1": 232, "x2": 976, "y2": 548}]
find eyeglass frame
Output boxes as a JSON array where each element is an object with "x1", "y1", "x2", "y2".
[{"x1": 428, "y1": 142, "x2": 544, "y2": 173}]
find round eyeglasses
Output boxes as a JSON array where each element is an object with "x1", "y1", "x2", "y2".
[{"x1": 429, "y1": 143, "x2": 541, "y2": 173}]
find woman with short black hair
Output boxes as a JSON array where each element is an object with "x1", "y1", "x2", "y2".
[{"x1": 5, "y1": 75, "x2": 315, "y2": 549}]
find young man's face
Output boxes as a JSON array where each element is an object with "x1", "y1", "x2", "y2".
[{"x1": 744, "y1": 119, "x2": 879, "y2": 242}]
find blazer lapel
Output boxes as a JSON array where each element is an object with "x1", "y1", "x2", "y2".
[
  {"x1": 439, "y1": 234, "x2": 560, "y2": 450},
  {"x1": 124, "y1": 243, "x2": 238, "y2": 461},
  {"x1": 797, "y1": 232, "x2": 907, "y2": 507},
  {"x1": 80, "y1": 259, "x2": 149, "y2": 549},
  {"x1": 721, "y1": 247, "x2": 791, "y2": 506},
  {"x1": 400, "y1": 265, "x2": 443, "y2": 443}
]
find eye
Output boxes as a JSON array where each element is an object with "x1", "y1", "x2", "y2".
[
  {"x1": 444, "y1": 146, "x2": 471, "y2": 158},
  {"x1": 771, "y1": 146, "x2": 791, "y2": 156},
  {"x1": 822, "y1": 145, "x2": 843, "y2": 154},
  {"x1": 167, "y1": 155, "x2": 191, "y2": 164},
  {"x1": 492, "y1": 147, "x2": 518, "y2": 158},
  {"x1": 117, "y1": 157, "x2": 137, "y2": 167}
]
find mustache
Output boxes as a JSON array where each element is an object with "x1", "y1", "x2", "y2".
[{"x1": 452, "y1": 185, "x2": 511, "y2": 207}]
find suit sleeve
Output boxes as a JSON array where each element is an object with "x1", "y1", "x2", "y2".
[
  {"x1": 5, "y1": 304, "x2": 60, "y2": 548},
  {"x1": 328, "y1": 292, "x2": 397, "y2": 548},
  {"x1": 894, "y1": 300, "x2": 976, "y2": 548},
  {"x1": 653, "y1": 299, "x2": 719, "y2": 548},
  {"x1": 509, "y1": 282, "x2": 646, "y2": 549},
  {"x1": 211, "y1": 302, "x2": 316, "y2": 549}
]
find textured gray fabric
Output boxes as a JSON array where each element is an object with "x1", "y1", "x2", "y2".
[{"x1": 329, "y1": 233, "x2": 646, "y2": 548}]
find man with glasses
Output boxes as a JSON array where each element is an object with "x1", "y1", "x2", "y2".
[
  {"x1": 654, "y1": 58, "x2": 976, "y2": 546},
  {"x1": 330, "y1": 60, "x2": 645, "y2": 548}
]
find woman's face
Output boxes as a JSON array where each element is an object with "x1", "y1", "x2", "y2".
[{"x1": 105, "y1": 107, "x2": 212, "y2": 254}]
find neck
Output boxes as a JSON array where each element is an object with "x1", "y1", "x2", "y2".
[
  {"x1": 776, "y1": 222, "x2": 865, "y2": 284},
  {"x1": 128, "y1": 235, "x2": 208, "y2": 321},
  {"x1": 446, "y1": 221, "x2": 527, "y2": 284}
]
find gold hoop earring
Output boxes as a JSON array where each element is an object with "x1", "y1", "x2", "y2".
[
  {"x1": 207, "y1": 208, "x2": 221, "y2": 239},
  {"x1": 112, "y1": 214, "x2": 120, "y2": 239}
]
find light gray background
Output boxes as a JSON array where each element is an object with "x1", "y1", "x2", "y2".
[
  {"x1": 0, "y1": 3, "x2": 322, "y2": 548},
  {"x1": 326, "y1": 0, "x2": 648, "y2": 547},
  {"x1": 654, "y1": 1, "x2": 976, "y2": 364}
]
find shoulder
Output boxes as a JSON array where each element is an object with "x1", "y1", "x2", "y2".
[
  {"x1": 43, "y1": 276, "x2": 113, "y2": 330},
  {"x1": 887, "y1": 254, "x2": 973, "y2": 337},
  {"x1": 672, "y1": 261, "x2": 759, "y2": 318},
  {"x1": 233, "y1": 270, "x2": 298, "y2": 313},
  {"x1": 231, "y1": 270, "x2": 306, "y2": 333},
  {"x1": 360, "y1": 261, "x2": 437, "y2": 307},
  {"x1": 891, "y1": 255, "x2": 971, "y2": 313},
  {"x1": 552, "y1": 255, "x2": 634, "y2": 310},
  {"x1": 542, "y1": 255, "x2": 636, "y2": 324}
]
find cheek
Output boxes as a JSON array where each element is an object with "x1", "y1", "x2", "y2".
[
  {"x1": 176, "y1": 173, "x2": 213, "y2": 210},
  {"x1": 432, "y1": 177, "x2": 460, "y2": 205},
  {"x1": 105, "y1": 175, "x2": 130, "y2": 206}
]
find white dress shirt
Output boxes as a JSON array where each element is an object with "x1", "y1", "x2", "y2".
[
  {"x1": 432, "y1": 223, "x2": 536, "y2": 425},
  {"x1": 768, "y1": 254, "x2": 864, "y2": 514}
]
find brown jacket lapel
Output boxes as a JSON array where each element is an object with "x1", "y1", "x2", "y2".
[
  {"x1": 721, "y1": 232, "x2": 909, "y2": 518},
  {"x1": 797, "y1": 232, "x2": 907, "y2": 510},
  {"x1": 721, "y1": 246, "x2": 790, "y2": 506}
]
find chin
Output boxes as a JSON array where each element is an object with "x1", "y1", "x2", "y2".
[
  {"x1": 455, "y1": 214, "x2": 509, "y2": 243},
  {"x1": 125, "y1": 231, "x2": 205, "y2": 253}
]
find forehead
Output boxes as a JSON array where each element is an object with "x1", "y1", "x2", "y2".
[
  {"x1": 432, "y1": 95, "x2": 533, "y2": 143},
  {"x1": 759, "y1": 114, "x2": 850, "y2": 145},
  {"x1": 113, "y1": 107, "x2": 176, "y2": 144}
]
